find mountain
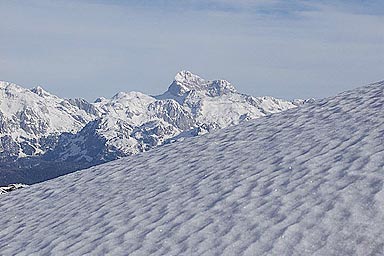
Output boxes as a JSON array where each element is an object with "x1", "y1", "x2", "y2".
[
  {"x1": 0, "y1": 71, "x2": 305, "y2": 185},
  {"x1": 0, "y1": 80, "x2": 382, "y2": 255},
  {"x1": 0, "y1": 81, "x2": 96, "y2": 161},
  {"x1": 46, "y1": 71, "x2": 304, "y2": 164}
]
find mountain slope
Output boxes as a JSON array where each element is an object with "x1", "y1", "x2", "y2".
[{"x1": 0, "y1": 81, "x2": 382, "y2": 255}]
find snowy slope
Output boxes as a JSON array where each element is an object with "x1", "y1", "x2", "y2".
[{"x1": 0, "y1": 81, "x2": 383, "y2": 255}]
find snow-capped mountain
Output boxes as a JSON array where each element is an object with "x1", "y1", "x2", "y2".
[
  {"x1": 47, "y1": 71, "x2": 303, "y2": 164},
  {"x1": 0, "y1": 71, "x2": 305, "y2": 185},
  {"x1": 0, "y1": 80, "x2": 382, "y2": 255},
  {"x1": 0, "y1": 81, "x2": 96, "y2": 161},
  {"x1": 158, "y1": 71, "x2": 298, "y2": 126}
]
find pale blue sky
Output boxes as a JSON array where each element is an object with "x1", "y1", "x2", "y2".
[{"x1": 0, "y1": 0, "x2": 383, "y2": 101}]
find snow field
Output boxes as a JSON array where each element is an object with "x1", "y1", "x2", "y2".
[{"x1": 0, "y1": 81, "x2": 383, "y2": 255}]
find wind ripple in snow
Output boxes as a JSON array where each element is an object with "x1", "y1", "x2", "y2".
[{"x1": 0, "y1": 82, "x2": 383, "y2": 255}]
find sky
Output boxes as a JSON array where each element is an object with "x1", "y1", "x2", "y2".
[{"x1": 0, "y1": 0, "x2": 383, "y2": 101}]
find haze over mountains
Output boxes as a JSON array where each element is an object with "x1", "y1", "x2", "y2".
[
  {"x1": 0, "y1": 80, "x2": 382, "y2": 255},
  {"x1": 0, "y1": 71, "x2": 308, "y2": 185}
]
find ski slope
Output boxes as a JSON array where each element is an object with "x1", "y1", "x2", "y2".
[{"x1": 0, "y1": 81, "x2": 383, "y2": 255}]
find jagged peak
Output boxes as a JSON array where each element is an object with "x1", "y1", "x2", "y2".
[
  {"x1": 0, "y1": 80, "x2": 10, "y2": 88},
  {"x1": 111, "y1": 91, "x2": 152, "y2": 100},
  {"x1": 174, "y1": 70, "x2": 205, "y2": 86},
  {"x1": 94, "y1": 97, "x2": 107, "y2": 103},
  {"x1": 167, "y1": 71, "x2": 237, "y2": 97},
  {"x1": 0, "y1": 80, "x2": 23, "y2": 90},
  {"x1": 30, "y1": 86, "x2": 54, "y2": 98},
  {"x1": 0, "y1": 81, "x2": 55, "y2": 98}
]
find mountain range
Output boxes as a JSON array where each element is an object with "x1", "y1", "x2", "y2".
[{"x1": 0, "y1": 71, "x2": 310, "y2": 185}]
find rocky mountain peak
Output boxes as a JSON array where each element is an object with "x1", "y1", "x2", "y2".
[
  {"x1": 166, "y1": 71, "x2": 237, "y2": 97},
  {"x1": 0, "y1": 81, "x2": 10, "y2": 89},
  {"x1": 0, "y1": 81, "x2": 23, "y2": 92},
  {"x1": 30, "y1": 86, "x2": 54, "y2": 98},
  {"x1": 174, "y1": 70, "x2": 204, "y2": 86}
]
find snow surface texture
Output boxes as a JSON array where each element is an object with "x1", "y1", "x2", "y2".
[
  {"x1": 1, "y1": 71, "x2": 304, "y2": 185},
  {"x1": 0, "y1": 81, "x2": 383, "y2": 255}
]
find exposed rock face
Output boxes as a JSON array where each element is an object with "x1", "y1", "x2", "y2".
[{"x1": 0, "y1": 183, "x2": 27, "y2": 195}]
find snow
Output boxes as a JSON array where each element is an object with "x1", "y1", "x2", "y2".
[
  {"x1": 48, "y1": 71, "x2": 300, "y2": 163},
  {"x1": 0, "y1": 81, "x2": 96, "y2": 158},
  {"x1": 0, "y1": 72, "x2": 300, "y2": 164},
  {"x1": 0, "y1": 81, "x2": 383, "y2": 255},
  {"x1": 0, "y1": 81, "x2": 93, "y2": 135}
]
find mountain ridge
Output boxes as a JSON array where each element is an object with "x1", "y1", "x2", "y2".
[{"x1": 0, "y1": 71, "x2": 307, "y2": 185}]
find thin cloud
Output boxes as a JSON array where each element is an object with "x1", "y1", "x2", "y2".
[{"x1": 0, "y1": 0, "x2": 383, "y2": 101}]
